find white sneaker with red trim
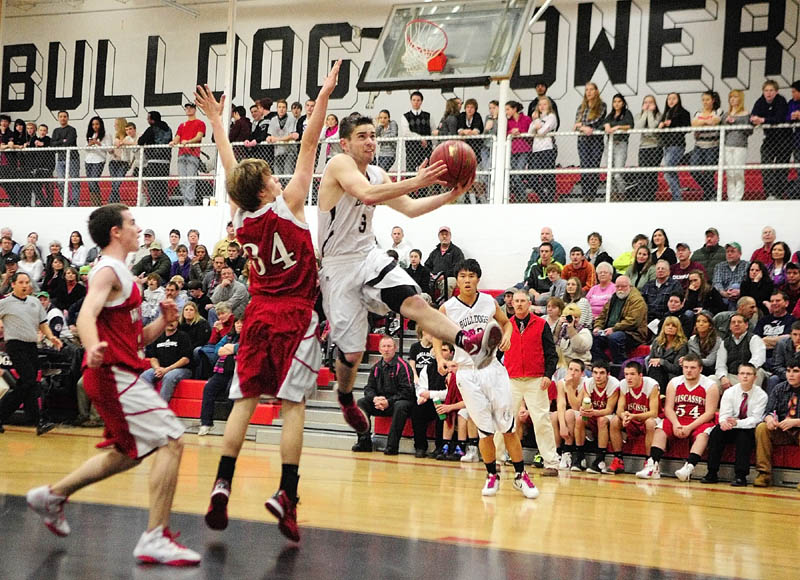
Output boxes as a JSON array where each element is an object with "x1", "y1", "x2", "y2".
[
  {"x1": 27, "y1": 485, "x2": 70, "y2": 537},
  {"x1": 133, "y1": 525, "x2": 201, "y2": 566}
]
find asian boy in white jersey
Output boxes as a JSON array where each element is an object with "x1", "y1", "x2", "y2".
[
  {"x1": 434, "y1": 259, "x2": 538, "y2": 499},
  {"x1": 318, "y1": 118, "x2": 500, "y2": 437}
]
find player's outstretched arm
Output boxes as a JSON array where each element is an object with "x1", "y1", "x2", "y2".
[
  {"x1": 283, "y1": 60, "x2": 341, "y2": 216},
  {"x1": 384, "y1": 174, "x2": 474, "y2": 218}
]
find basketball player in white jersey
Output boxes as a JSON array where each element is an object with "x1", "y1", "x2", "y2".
[
  {"x1": 318, "y1": 117, "x2": 501, "y2": 434},
  {"x1": 433, "y1": 259, "x2": 538, "y2": 498}
]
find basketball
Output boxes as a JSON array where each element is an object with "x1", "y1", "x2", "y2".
[{"x1": 429, "y1": 140, "x2": 477, "y2": 189}]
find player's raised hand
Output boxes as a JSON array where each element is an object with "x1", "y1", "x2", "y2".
[
  {"x1": 415, "y1": 158, "x2": 448, "y2": 188},
  {"x1": 160, "y1": 299, "x2": 179, "y2": 323},
  {"x1": 86, "y1": 341, "x2": 108, "y2": 368},
  {"x1": 319, "y1": 60, "x2": 342, "y2": 99},
  {"x1": 446, "y1": 174, "x2": 476, "y2": 201},
  {"x1": 194, "y1": 84, "x2": 225, "y2": 123}
]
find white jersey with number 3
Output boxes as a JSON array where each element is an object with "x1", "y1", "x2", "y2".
[{"x1": 444, "y1": 292, "x2": 497, "y2": 368}]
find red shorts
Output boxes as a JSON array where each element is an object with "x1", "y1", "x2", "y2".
[
  {"x1": 230, "y1": 297, "x2": 321, "y2": 402},
  {"x1": 624, "y1": 419, "x2": 647, "y2": 440},
  {"x1": 585, "y1": 415, "x2": 610, "y2": 435},
  {"x1": 83, "y1": 364, "x2": 184, "y2": 459},
  {"x1": 661, "y1": 419, "x2": 715, "y2": 440}
]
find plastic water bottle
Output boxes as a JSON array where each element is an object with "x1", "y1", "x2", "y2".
[
  {"x1": 582, "y1": 397, "x2": 592, "y2": 422},
  {"x1": 433, "y1": 399, "x2": 446, "y2": 420}
]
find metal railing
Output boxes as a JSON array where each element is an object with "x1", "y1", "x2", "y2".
[{"x1": 0, "y1": 123, "x2": 797, "y2": 207}]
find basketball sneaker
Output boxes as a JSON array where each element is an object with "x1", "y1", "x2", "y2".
[
  {"x1": 513, "y1": 472, "x2": 540, "y2": 499},
  {"x1": 265, "y1": 490, "x2": 300, "y2": 542},
  {"x1": 570, "y1": 455, "x2": 587, "y2": 472},
  {"x1": 558, "y1": 452, "x2": 572, "y2": 471},
  {"x1": 460, "y1": 446, "x2": 480, "y2": 463},
  {"x1": 449, "y1": 444, "x2": 465, "y2": 461},
  {"x1": 436, "y1": 443, "x2": 450, "y2": 461},
  {"x1": 586, "y1": 457, "x2": 606, "y2": 474},
  {"x1": 606, "y1": 457, "x2": 625, "y2": 475},
  {"x1": 675, "y1": 462, "x2": 695, "y2": 482},
  {"x1": 635, "y1": 457, "x2": 661, "y2": 479},
  {"x1": 461, "y1": 321, "x2": 502, "y2": 369},
  {"x1": 133, "y1": 525, "x2": 201, "y2": 566},
  {"x1": 532, "y1": 454, "x2": 544, "y2": 468},
  {"x1": 339, "y1": 396, "x2": 369, "y2": 434},
  {"x1": 481, "y1": 473, "x2": 500, "y2": 496},
  {"x1": 26, "y1": 485, "x2": 70, "y2": 537},
  {"x1": 205, "y1": 478, "x2": 231, "y2": 530},
  {"x1": 198, "y1": 425, "x2": 211, "y2": 436}
]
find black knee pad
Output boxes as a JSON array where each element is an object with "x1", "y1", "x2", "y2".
[
  {"x1": 337, "y1": 349, "x2": 354, "y2": 368},
  {"x1": 478, "y1": 428, "x2": 494, "y2": 438},
  {"x1": 380, "y1": 285, "x2": 419, "y2": 314}
]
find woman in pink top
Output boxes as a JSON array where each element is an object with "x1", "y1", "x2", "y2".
[
  {"x1": 585, "y1": 262, "x2": 616, "y2": 317},
  {"x1": 506, "y1": 100, "x2": 532, "y2": 201}
]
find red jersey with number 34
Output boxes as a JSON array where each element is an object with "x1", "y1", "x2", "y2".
[
  {"x1": 233, "y1": 195, "x2": 317, "y2": 305},
  {"x1": 672, "y1": 376, "x2": 714, "y2": 425}
]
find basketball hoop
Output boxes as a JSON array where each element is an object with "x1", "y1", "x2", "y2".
[{"x1": 402, "y1": 18, "x2": 448, "y2": 74}]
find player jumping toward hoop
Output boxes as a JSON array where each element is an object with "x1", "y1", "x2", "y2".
[
  {"x1": 318, "y1": 116, "x2": 501, "y2": 437},
  {"x1": 195, "y1": 62, "x2": 340, "y2": 542},
  {"x1": 26, "y1": 204, "x2": 200, "y2": 566}
]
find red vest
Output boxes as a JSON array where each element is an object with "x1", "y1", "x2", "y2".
[{"x1": 504, "y1": 315, "x2": 546, "y2": 379}]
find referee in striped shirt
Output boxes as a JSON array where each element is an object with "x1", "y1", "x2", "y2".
[{"x1": 0, "y1": 271, "x2": 62, "y2": 434}]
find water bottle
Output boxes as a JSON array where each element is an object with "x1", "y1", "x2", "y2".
[
  {"x1": 433, "y1": 399, "x2": 446, "y2": 420},
  {"x1": 582, "y1": 397, "x2": 592, "y2": 422}
]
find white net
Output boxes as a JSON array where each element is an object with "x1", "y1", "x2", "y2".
[{"x1": 402, "y1": 19, "x2": 447, "y2": 73}]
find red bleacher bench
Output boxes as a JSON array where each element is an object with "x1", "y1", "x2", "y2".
[
  {"x1": 168, "y1": 379, "x2": 280, "y2": 425},
  {"x1": 373, "y1": 416, "x2": 435, "y2": 438},
  {"x1": 317, "y1": 366, "x2": 334, "y2": 387}
]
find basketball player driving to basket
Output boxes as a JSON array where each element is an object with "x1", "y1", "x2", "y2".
[
  {"x1": 194, "y1": 61, "x2": 341, "y2": 542},
  {"x1": 317, "y1": 114, "x2": 501, "y2": 438}
]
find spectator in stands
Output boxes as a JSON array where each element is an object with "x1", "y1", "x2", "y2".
[
  {"x1": 717, "y1": 314, "x2": 767, "y2": 389},
  {"x1": 401, "y1": 91, "x2": 432, "y2": 171},
  {"x1": 591, "y1": 276, "x2": 648, "y2": 364},
  {"x1": 723, "y1": 90, "x2": 753, "y2": 201},
  {"x1": 526, "y1": 242, "x2": 560, "y2": 302},
  {"x1": 84, "y1": 116, "x2": 111, "y2": 206},
  {"x1": 187, "y1": 279, "x2": 212, "y2": 312},
  {"x1": 574, "y1": 82, "x2": 607, "y2": 201},
  {"x1": 0, "y1": 236, "x2": 19, "y2": 275},
  {"x1": 659, "y1": 92, "x2": 691, "y2": 201},
  {"x1": 751, "y1": 226, "x2": 777, "y2": 265},
  {"x1": 212, "y1": 222, "x2": 237, "y2": 259},
  {"x1": 782, "y1": 263, "x2": 800, "y2": 313},
  {"x1": 499, "y1": 288, "x2": 515, "y2": 318},
  {"x1": 42, "y1": 255, "x2": 67, "y2": 309},
  {"x1": 614, "y1": 233, "x2": 649, "y2": 275},
  {"x1": 424, "y1": 226, "x2": 464, "y2": 298},
  {"x1": 690, "y1": 90, "x2": 722, "y2": 200},
  {"x1": 132, "y1": 241, "x2": 171, "y2": 282},
  {"x1": 267, "y1": 99, "x2": 299, "y2": 180},
  {"x1": 186, "y1": 229, "x2": 200, "y2": 259},
  {"x1": 741, "y1": 260, "x2": 774, "y2": 316},
  {"x1": 768, "y1": 241, "x2": 791, "y2": 286},
  {"x1": 142, "y1": 273, "x2": 165, "y2": 325},
  {"x1": 203, "y1": 255, "x2": 226, "y2": 294},
  {"x1": 771, "y1": 321, "x2": 800, "y2": 387},
  {"x1": 165, "y1": 279, "x2": 187, "y2": 312},
  {"x1": 563, "y1": 276, "x2": 593, "y2": 327},
  {"x1": 138, "y1": 111, "x2": 172, "y2": 205},
  {"x1": 190, "y1": 244, "x2": 212, "y2": 283},
  {"x1": 375, "y1": 110, "x2": 398, "y2": 171},
  {"x1": 457, "y1": 98, "x2": 483, "y2": 164},
  {"x1": 689, "y1": 311, "x2": 722, "y2": 377},
  {"x1": 352, "y1": 335, "x2": 415, "y2": 455},
  {"x1": 108, "y1": 119, "x2": 136, "y2": 204},
  {"x1": 756, "y1": 290, "x2": 795, "y2": 368},
  {"x1": 128, "y1": 228, "x2": 154, "y2": 267},
  {"x1": 557, "y1": 303, "x2": 593, "y2": 370},
  {"x1": 17, "y1": 244, "x2": 43, "y2": 285},
  {"x1": 198, "y1": 318, "x2": 242, "y2": 436},
  {"x1": 650, "y1": 228, "x2": 676, "y2": 266},
  {"x1": 753, "y1": 355, "x2": 800, "y2": 488},
  {"x1": 475, "y1": 100, "x2": 499, "y2": 204},
  {"x1": 164, "y1": 229, "x2": 180, "y2": 262},
  {"x1": 224, "y1": 242, "x2": 246, "y2": 277},
  {"x1": 642, "y1": 259, "x2": 683, "y2": 322},
  {"x1": 142, "y1": 319, "x2": 193, "y2": 404},
  {"x1": 524, "y1": 227, "x2": 566, "y2": 280},
  {"x1": 634, "y1": 95, "x2": 663, "y2": 201},
  {"x1": 538, "y1": 264, "x2": 567, "y2": 306},
  {"x1": 659, "y1": 292, "x2": 694, "y2": 338},
  {"x1": 586, "y1": 262, "x2": 616, "y2": 318},
  {"x1": 544, "y1": 297, "x2": 565, "y2": 336},
  {"x1": 671, "y1": 243, "x2": 705, "y2": 291},
  {"x1": 0, "y1": 255, "x2": 21, "y2": 295},
  {"x1": 320, "y1": 113, "x2": 341, "y2": 165},
  {"x1": 714, "y1": 296, "x2": 758, "y2": 338},
  {"x1": 61, "y1": 266, "x2": 85, "y2": 314},
  {"x1": 405, "y1": 249, "x2": 431, "y2": 298},
  {"x1": 229, "y1": 105, "x2": 252, "y2": 144},
  {"x1": 210, "y1": 266, "x2": 249, "y2": 322},
  {"x1": 647, "y1": 316, "x2": 689, "y2": 393},
  {"x1": 561, "y1": 247, "x2": 595, "y2": 293},
  {"x1": 585, "y1": 232, "x2": 614, "y2": 269},
  {"x1": 66, "y1": 231, "x2": 88, "y2": 267},
  {"x1": 51, "y1": 110, "x2": 81, "y2": 206},
  {"x1": 604, "y1": 94, "x2": 634, "y2": 200},
  {"x1": 703, "y1": 362, "x2": 767, "y2": 486},
  {"x1": 626, "y1": 245, "x2": 655, "y2": 290},
  {"x1": 171, "y1": 102, "x2": 206, "y2": 205},
  {"x1": 24, "y1": 232, "x2": 42, "y2": 258},
  {"x1": 433, "y1": 98, "x2": 460, "y2": 137},
  {"x1": 527, "y1": 82, "x2": 560, "y2": 128},
  {"x1": 529, "y1": 97, "x2": 558, "y2": 202},
  {"x1": 713, "y1": 242, "x2": 749, "y2": 310},
  {"x1": 247, "y1": 99, "x2": 270, "y2": 148},
  {"x1": 751, "y1": 79, "x2": 792, "y2": 199},
  {"x1": 505, "y1": 100, "x2": 532, "y2": 199},
  {"x1": 389, "y1": 226, "x2": 413, "y2": 268},
  {"x1": 29, "y1": 123, "x2": 54, "y2": 207}
]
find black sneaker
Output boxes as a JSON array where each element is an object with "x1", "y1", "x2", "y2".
[
  {"x1": 414, "y1": 449, "x2": 427, "y2": 459},
  {"x1": 731, "y1": 476, "x2": 747, "y2": 487},
  {"x1": 351, "y1": 435, "x2": 373, "y2": 452},
  {"x1": 36, "y1": 422, "x2": 56, "y2": 436},
  {"x1": 383, "y1": 447, "x2": 399, "y2": 456},
  {"x1": 586, "y1": 457, "x2": 606, "y2": 474},
  {"x1": 701, "y1": 474, "x2": 718, "y2": 484},
  {"x1": 436, "y1": 443, "x2": 450, "y2": 461},
  {"x1": 570, "y1": 455, "x2": 587, "y2": 472}
]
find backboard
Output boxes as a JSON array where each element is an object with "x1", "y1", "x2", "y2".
[{"x1": 357, "y1": 0, "x2": 538, "y2": 91}]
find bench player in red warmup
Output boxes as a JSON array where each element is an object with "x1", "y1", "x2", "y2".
[
  {"x1": 26, "y1": 204, "x2": 200, "y2": 566},
  {"x1": 195, "y1": 62, "x2": 340, "y2": 542},
  {"x1": 636, "y1": 353, "x2": 719, "y2": 481}
]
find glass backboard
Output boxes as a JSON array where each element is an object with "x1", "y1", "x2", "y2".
[{"x1": 357, "y1": 0, "x2": 537, "y2": 90}]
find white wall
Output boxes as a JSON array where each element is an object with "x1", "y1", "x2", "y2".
[{"x1": 3, "y1": 200, "x2": 793, "y2": 289}]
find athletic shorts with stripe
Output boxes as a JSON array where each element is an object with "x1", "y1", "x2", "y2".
[
  {"x1": 230, "y1": 296, "x2": 321, "y2": 403},
  {"x1": 455, "y1": 360, "x2": 514, "y2": 436},
  {"x1": 83, "y1": 365, "x2": 185, "y2": 460}
]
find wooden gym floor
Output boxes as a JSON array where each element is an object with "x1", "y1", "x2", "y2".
[{"x1": 1, "y1": 425, "x2": 797, "y2": 579}]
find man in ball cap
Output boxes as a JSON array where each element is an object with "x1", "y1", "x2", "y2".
[
  {"x1": 692, "y1": 227, "x2": 727, "y2": 274},
  {"x1": 170, "y1": 101, "x2": 206, "y2": 205}
]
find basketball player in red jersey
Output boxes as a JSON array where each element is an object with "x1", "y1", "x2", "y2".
[
  {"x1": 193, "y1": 63, "x2": 341, "y2": 542},
  {"x1": 637, "y1": 353, "x2": 719, "y2": 481},
  {"x1": 26, "y1": 204, "x2": 200, "y2": 566}
]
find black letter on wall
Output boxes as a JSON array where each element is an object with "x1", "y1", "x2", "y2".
[
  {"x1": 95, "y1": 39, "x2": 133, "y2": 110},
  {"x1": 574, "y1": 1, "x2": 631, "y2": 86},
  {"x1": 306, "y1": 23, "x2": 352, "y2": 100},
  {"x1": 198, "y1": 32, "x2": 242, "y2": 101},
  {"x1": 511, "y1": 6, "x2": 561, "y2": 90},
  {"x1": 2, "y1": 44, "x2": 38, "y2": 112},
  {"x1": 722, "y1": 0, "x2": 787, "y2": 80},
  {"x1": 250, "y1": 27, "x2": 295, "y2": 102},
  {"x1": 646, "y1": 0, "x2": 705, "y2": 83},
  {"x1": 143, "y1": 36, "x2": 183, "y2": 108},
  {"x1": 46, "y1": 41, "x2": 88, "y2": 111}
]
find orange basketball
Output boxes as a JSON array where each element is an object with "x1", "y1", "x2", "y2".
[{"x1": 429, "y1": 139, "x2": 477, "y2": 189}]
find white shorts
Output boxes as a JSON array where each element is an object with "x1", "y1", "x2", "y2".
[
  {"x1": 320, "y1": 247, "x2": 420, "y2": 354},
  {"x1": 455, "y1": 360, "x2": 514, "y2": 436}
]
